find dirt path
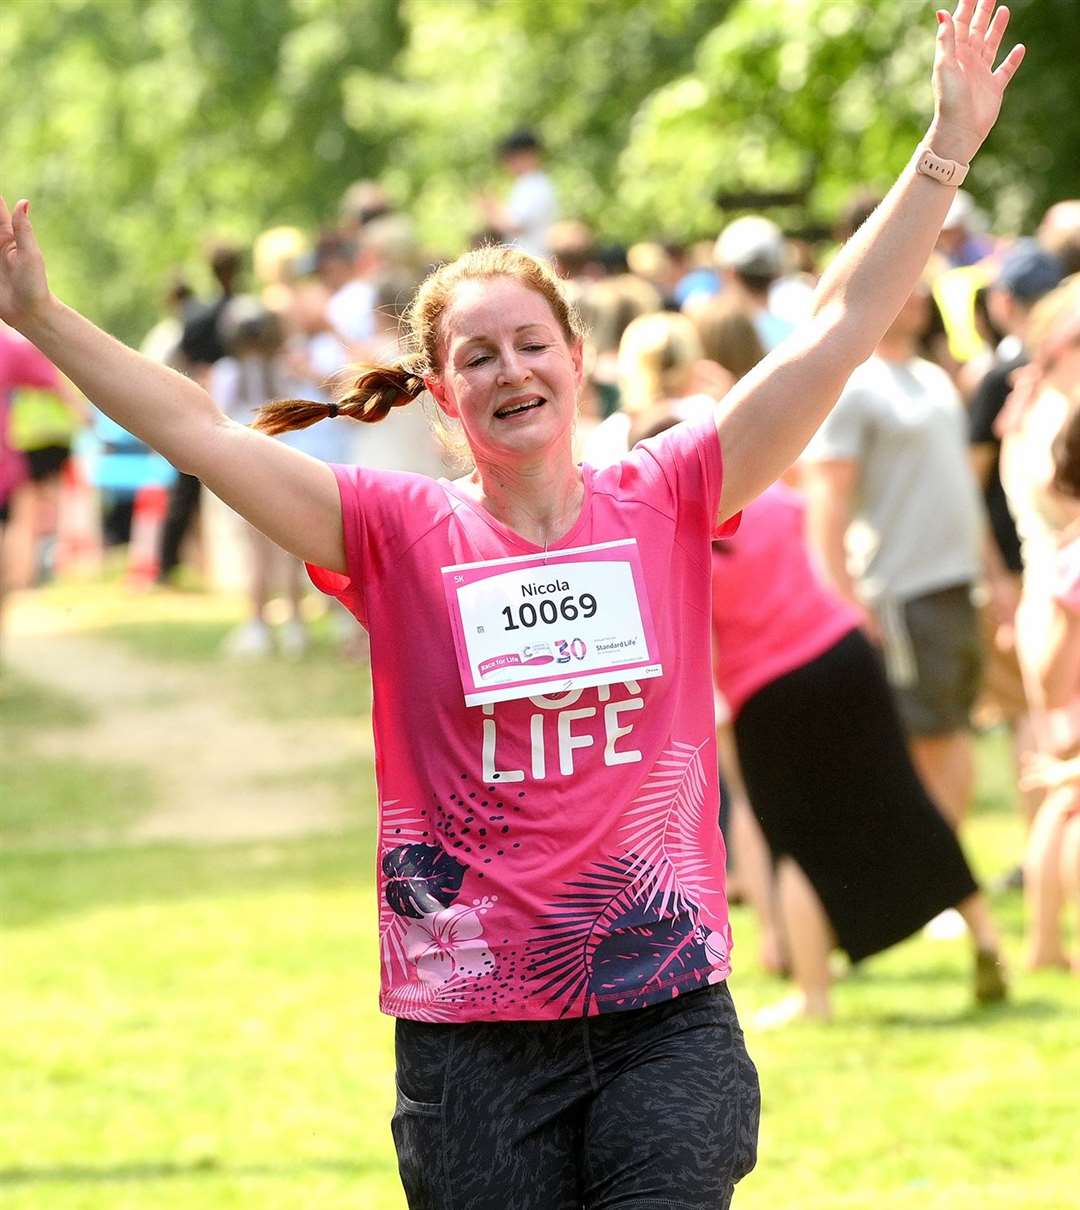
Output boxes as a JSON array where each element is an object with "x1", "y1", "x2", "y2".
[{"x1": 5, "y1": 594, "x2": 372, "y2": 844}]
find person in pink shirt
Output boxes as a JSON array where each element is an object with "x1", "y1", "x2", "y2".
[
  {"x1": 0, "y1": 324, "x2": 60, "y2": 660},
  {"x1": 711, "y1": 481, "x2": 1005, "y2": 1024},
  {"x1": 0, "y1": 7, "x2": 1024, "y2": 1203}
]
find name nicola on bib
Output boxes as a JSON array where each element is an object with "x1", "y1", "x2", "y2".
[{"x1": 480, "y1": 680, "x2": 645, "y2": 783}]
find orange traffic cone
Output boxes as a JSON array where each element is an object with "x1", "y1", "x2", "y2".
[
  {"x1": 127, "y1": 483, "x2": 168, "y2": 587},
  {"x1": 56, "y1": 455, "x2": 103, "y2": 577}
]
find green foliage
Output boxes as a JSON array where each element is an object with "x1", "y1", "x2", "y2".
[
  {"x1": 0, "y1": 0, "x2": 1074, "y2": 341},
  {"x1": 0, "y1": 0, "x2": 406, "y2": 340}
]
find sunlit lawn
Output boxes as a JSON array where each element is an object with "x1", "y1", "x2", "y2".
[{"x1": 2, "y1": 579, "x2": 1078, "y2": 1209}]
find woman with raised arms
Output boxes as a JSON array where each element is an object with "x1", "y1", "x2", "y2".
[{"x1": 0, "y1": 5, "x2": 1023, "y2": 1206}]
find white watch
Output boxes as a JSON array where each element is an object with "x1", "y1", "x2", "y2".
[{"x1": 915, "y1": 146, "x2": 969, "y2": 188}]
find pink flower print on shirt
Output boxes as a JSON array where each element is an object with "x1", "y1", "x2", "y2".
[{"x1": 404, "y1": 899, "x2": 498, "y2": 986}]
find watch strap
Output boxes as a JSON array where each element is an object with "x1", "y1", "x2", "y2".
[{"x1": 915, "y1": 146, "x2": 969, "y2": 188}]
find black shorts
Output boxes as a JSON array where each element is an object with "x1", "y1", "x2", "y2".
[
  {"x1": 26, "y1": 444, "x2": 71, "y2": 482},
  {"x1": 876, "y1": 582, "x2": 982, "y2": 736},
  {"x1": 392, "y1": 981, "x2": 760, "y2": 1209}
]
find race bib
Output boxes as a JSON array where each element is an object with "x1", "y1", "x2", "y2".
[{"x1": 442, "y1": 539, "x2": 663, "y2": 706}]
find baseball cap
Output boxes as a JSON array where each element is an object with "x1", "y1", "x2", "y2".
[
  {"x1": 995, "y1": 239, "x2": 1065, "y2": 302},
  {"x1": 714, "y1": 216, "x2": 785, "y2": 278}
]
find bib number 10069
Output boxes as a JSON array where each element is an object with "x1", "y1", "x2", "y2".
[{"x1": 500, "y1": 593, "x2": 597, "y2": 631}]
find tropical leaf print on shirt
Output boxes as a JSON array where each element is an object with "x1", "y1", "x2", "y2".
[
  {"x1": 379, "y1": 799, "x2": 431, "y2": 984},
  {"x1": 589, "y1": 899, "x2": 711, "y2": 1012},
  {"x1": 526, "y1": 855, "x2": 717, "y2": 1016},
  {"x1": 526, "y1": 855, "x2": 643, "y2": 1015},
  {"x1": 378, "y1": 799, "x2": 467, "y2": 984},
  {"x1": 620, "y1": 739, "x2": 721, "y2": 916},
  {"x1": 383, "y1": 843, "x2": 467, "y2": 919},
  {"x1": 526, "y1": 737, "x2": 729, "y2": 1017}
]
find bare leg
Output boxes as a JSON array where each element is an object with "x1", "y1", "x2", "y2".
[
  {"x1": 1023, "y1": 788, "x2": 1073, "y2": 970},
  {"x1": 732, "y1": 796, "x2": 786, "y2": 974},
  {"x1": 948, "y1": 890, "x2": 1007, "y2": 1002},
  {"x1": 1060, "y1": 815, "x2": 1080, "y2": 973},
  {"x1": 954, "y1": 891, "x2": 1000, "y2": 952},
  {"x1": 716, "y1": 724, "x2": 784, "y2": 972},
  {"x1": 278, "y1": 554, "x2": 310, "y2": 657},
  {"x1": 4, "y1": 481, "x2": 37, "y2": 590},
  {"x1": 1013, "y1": 714, "x2": 1042, "y2": 831},
  {"x1": 776, "y1": 857, "x2": 834, "y2": 1019},
  {"x1": 221, "y1": 523, "x2": 276, "y2": 658},
  {"x1": 285, "y1": 555, "x2": 305, "y2": 622},
  {"x1": 909, "y1": 729, "x2": 974, "y2": 829}
]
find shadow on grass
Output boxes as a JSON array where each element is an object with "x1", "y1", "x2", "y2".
[
  {"x1": 0, "y1": 1157, "x2": 376, "y2": 1187},
  {"x1": 851, "y1": 998, "x2": 1062, "y2": 1029},
  {"x1": 841, "y1": 962, "x2": 961, "y2": 986},
  {"x1": 0, "y1": 673, "x2": 92, "y2": 728},
  {"x1": 0, "y1": 754, "x2": 155, "y2": 850},
  {"x1": 1, "y1": 829, "x2": 377, "y2": 930}
]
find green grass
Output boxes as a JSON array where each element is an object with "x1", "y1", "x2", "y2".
[
  {"x1": 4, "y1": 822, "x2": 1078, "y2": 1210},
  {"x1": 1, "y1": 836, "x2": 396, "y2": 1210},
  {"x1": 0, "y1": 754, "x2": 155, "y2": 848},
  {"x1": 3, "y1": 576, "x2": 1079, "y2": 1208},
  {"x1": 4, "y1": 736, "x2": 1078, "y2": 1210},
  {"x1": 0, "y1": 670, "x2": 152, "y2": 847},
  {"x1": 0, "y1": 672, "x2": 93, "y2": 729}
]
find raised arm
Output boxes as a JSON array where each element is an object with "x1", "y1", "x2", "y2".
[
  {"x1": 0, "y1": 198, "x2": 347, "y2": 573},
  {"x1": 715, "y1": 0, "x2": 1024, "y2": 521}
]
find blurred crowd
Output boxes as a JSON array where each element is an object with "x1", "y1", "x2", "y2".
[{"x1": 3, "y1": 125, "x2": 1080, "y2": 1005}]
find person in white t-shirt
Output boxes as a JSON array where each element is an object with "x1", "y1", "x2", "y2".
[
  {"x1": 481, "y1": 129, "x2": 558, "y2": 260},
  {"x1": 803, "y1": 284, "x2": 987, "y2": 830},
  {"x1": 714, "y1": 216, "x2": 797, "y2": 352}
]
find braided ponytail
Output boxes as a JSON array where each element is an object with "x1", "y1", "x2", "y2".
[{"x1": 252, "y1": 354, "x2": 426, "y2": 435}]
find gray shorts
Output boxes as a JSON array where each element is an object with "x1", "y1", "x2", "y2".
[{"x1": 876, "y1": 582, "x2": 983, "y2": 737}]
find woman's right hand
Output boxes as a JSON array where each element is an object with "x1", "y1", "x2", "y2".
[
  {"x1": 0, "y1": 196, "x2": 51, "y2": 330},
  {"x1": 1019, "y1": 751, "x2": 1080, "y2": 793}
]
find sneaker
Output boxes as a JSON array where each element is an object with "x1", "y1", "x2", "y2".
[
  {"x1": 752, "y1": 991, "x2": 832, "y2": 1030},
  {"x1": 222, "y1": 620, "x2": 274, "y2": 659},
  {"x1": 278, "y1": 619, "x2": 309, "y2": 659},
  {"x1": 974, "y1": 948, "x2": 1008, "y2": 1004}
]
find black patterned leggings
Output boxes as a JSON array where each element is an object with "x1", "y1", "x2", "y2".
[{"x1": 392, "y1": 981, "x2": 760, "y2": 1209}]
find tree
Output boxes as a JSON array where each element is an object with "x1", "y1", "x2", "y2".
[
  {"x1": 0, "y1": 0, "x2": 1073, "y2": 339},
  {"x1": 0, "y1": 0, "x2": 406, "y2": 340}
]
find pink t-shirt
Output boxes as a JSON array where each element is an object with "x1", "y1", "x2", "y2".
[
  {"x1": 310, "y1": 418, "x2": 736, "y2": 1022},
  {"x1": 1053, "y1": 536, "x2": 1080, "y2": 615},
  {"x1": 0, "y1": 329, "x2": 58, "y2": 503},
  {"x1": 711, "y1": 482, "x2": 860, "y2": 716}
]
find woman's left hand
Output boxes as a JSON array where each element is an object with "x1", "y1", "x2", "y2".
[{"x1": 930, "y1": 0, "x2": 1025, "y2": 164}]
